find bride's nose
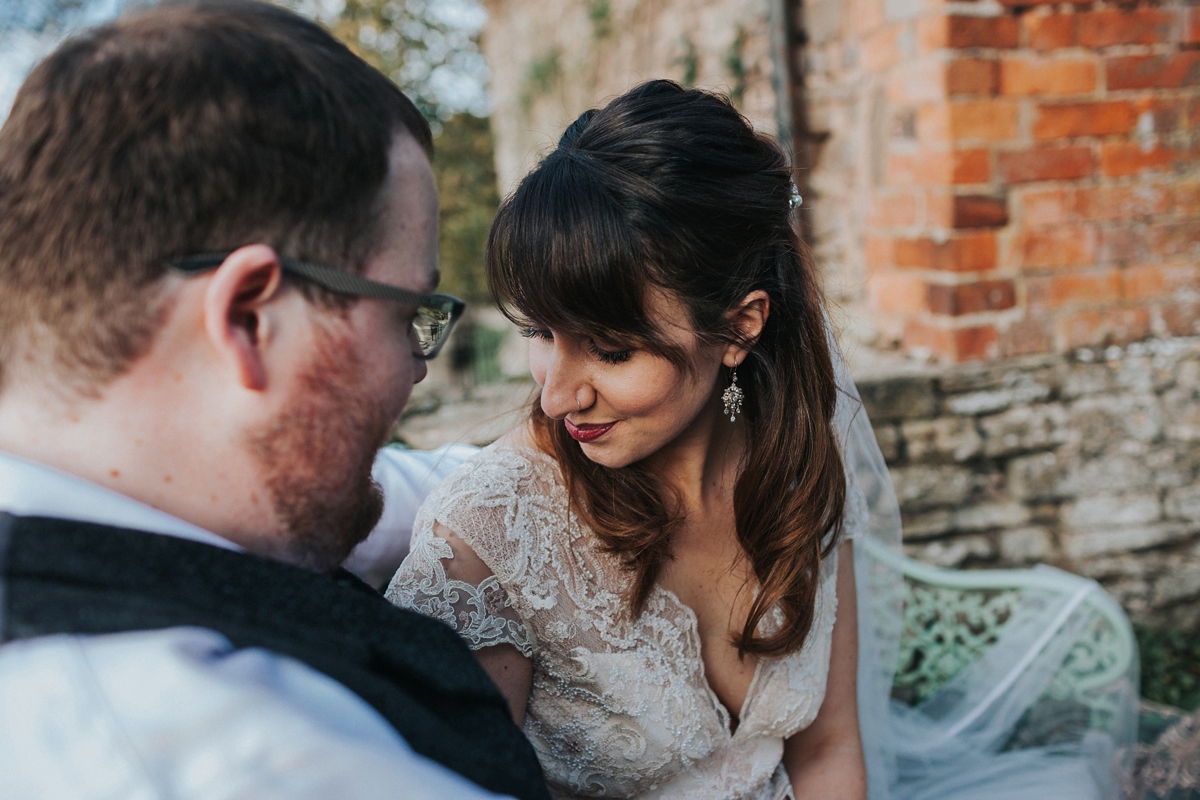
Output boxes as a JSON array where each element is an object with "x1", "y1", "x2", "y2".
[{"x1": 539, "y1": 348, "x2": 595, "y2": 420}]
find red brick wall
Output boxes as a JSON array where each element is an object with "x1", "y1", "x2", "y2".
[{"x1": 801, "y1": 0, "x2": 1200, "y2": 362}]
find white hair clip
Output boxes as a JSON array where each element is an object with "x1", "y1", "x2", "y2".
[{"x1": 789, "y1": 181, "x2": 803, "y2": 209}]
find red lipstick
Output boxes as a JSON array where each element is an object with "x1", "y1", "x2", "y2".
[{"x1": 564, "y1": 418, "x2": 615, "y2": 443}]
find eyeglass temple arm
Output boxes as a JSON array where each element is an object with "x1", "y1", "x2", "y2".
[{"x1": 167, "y1": 253, "x2": 430, "y2": 305}]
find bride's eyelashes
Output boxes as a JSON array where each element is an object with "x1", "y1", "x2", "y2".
[
  {"x1": 520, "y1": 326, "x2": 633, "y2": 366},
  {"x1": 520, "y1": 325, "x2": 553, "y2": 342},
  {"x1": 587, "y1": 340, "x2": 633, "y2": 365}
]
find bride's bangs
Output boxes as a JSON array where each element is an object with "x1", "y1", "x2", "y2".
[{"x1": 486, "y1": 154, "x2": 679, "y2": 361}]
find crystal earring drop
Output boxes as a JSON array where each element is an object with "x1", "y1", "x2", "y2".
[{"x1": 722, "y1": 367, "x2": 744, "y2": 422}]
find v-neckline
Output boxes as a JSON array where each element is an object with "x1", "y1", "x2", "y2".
[
  {"x1": 654, "y1": 582, "x2": 768, "y2": 739},
  {"x1": 497, "y1": 443, "x2": 770, "y2": 736}
]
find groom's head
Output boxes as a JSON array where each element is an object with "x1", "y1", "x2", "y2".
[{"x1": 0, "y1": 0, "x2": 442, "y2": 569}]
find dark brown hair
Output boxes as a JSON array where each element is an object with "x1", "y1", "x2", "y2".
[
  {"x1": 487, "y1": 80, "x2": 846, "y2": 658},
  {"x1": 0, "y1": 0, "x2": 431, "y2": 392}
]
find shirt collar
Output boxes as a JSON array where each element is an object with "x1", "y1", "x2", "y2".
[{"x1": 0, "y1": 450, "x2": 240, "y2": 551}]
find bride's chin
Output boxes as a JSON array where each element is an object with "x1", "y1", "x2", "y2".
[{"x1": 578, "y1": 441, "x2": 639, "y2": 470}]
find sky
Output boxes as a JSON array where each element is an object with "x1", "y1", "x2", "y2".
[{"x1": 0, "y1": 0, "x2": 133, "y2": 120}]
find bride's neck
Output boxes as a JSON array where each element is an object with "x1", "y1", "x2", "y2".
[{"x1": 643, "y1": 395, "x2": 745, "y2": 514}]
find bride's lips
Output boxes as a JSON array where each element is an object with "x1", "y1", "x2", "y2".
[{"x1": 564, "y1": 418, "x2": 616, "y2": 443}]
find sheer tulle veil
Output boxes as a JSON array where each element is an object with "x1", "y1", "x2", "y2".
[{"x1": 826, "y1": 322, "x2": 1138, "y2": 800}]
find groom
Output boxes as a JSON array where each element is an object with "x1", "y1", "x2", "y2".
[{"x1": 0, "y1": 2, "x2": 545, "y2": 798}]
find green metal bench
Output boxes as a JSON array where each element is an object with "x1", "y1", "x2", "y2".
[{"x1": 862, "y1": 536, "x2": 1137, "y2": 744}]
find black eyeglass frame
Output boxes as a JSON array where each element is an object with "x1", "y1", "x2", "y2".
[{"x1": 166, "y1": 252, "x2": 465, "y2": 360}]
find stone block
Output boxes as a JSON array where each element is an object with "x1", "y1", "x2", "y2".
[
  {"x1": 954, "y1": 502, "x2": 1032, "y2": 532},
  {"x1": 890, "y1": 464, "x2": 977, "y2": 512},
  {"x1": 1175, "y1": 359, "x2": 1200, "y2": 391},
  {"x1": 1147, "y1": 447, "x2": 1195, "y2": 490},
  {"x1": 997, "y1": 526, "x2": 1053, "y2": 563},
  {"x1": 1153, "y1": 561, "x2": 1200, "y2": 606},
  {"x1": 1007, "y1": 451, "x2": 1069, "y2": 502},
  {"x1": 1060, "y1": 362, "x2": 1114, "y2": 400},
  {"x1": 873, "y1": 424, "x2": 901, "y2": 463},
  {"x1": 900, "y1": 417, "x2": 982, "y2": 462},
  {"x1": 1165, "y1": 484, "x2": 1200, "y2": 524},
  {"x1": 979, "y1": 403, "x2": 1069, "y2": 457},
  {"x1": 1111, "y1": 356, "x2": 1160, "y2": 394},
  {"x1": 857, "y1": 376, "x2": 938, "y2": 422},
  {"x1": 946, "y1": 374, "x2": 1052, "y2": 416},
  {"x1": 1057, "y1": 453, "x2": 1156, "y2": 499},
  {"x1": 1161, "y1": 386, "x2": 1200, "y2": 442},
  {"x1": 936, "y1": 360, "x2": 1057, "y2": 394},
  {"x1": 1061, "y1": 492, "x2": 1162, "y2": 530},
  {"x1": 1073, "y1": 553, "x2": 1149, "y2": 581},
  {"x1": 1099, "y1": 579, "x2": 1151, "y2": 616},
  {"x1": 1068, "y1": 394, "x2": 1162, "y2": 446},
  {"x1": 904, "y1": 535, "x2": 995, "y2": 568},
  {"x1": 1061, "y1": 522, "x2": 1189, "y2": 559},
  {"x1": 902, "y1": 509, "x2": 954, "y2": 541}
]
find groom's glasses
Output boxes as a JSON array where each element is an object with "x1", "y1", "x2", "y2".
[{"x1": 166, "y1": 252, "x2": 465, "y2": 360}]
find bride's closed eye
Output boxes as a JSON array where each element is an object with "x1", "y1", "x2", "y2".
[
  {"x1": 586, "y1": 339, "x2": 632, "y2": 365},
  {"x1": 520, "y1": 326, "x2": 633, "y2": 365},
  {"x1": 520, "y1": 325, "x2": 553, "y2": 342}
]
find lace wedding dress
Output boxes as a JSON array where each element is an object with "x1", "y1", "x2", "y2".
[
  {"x1": 385, "y1": 326, "x2": 1137, "y2": 799},
  {"x1": 387, "y1": 442, "x2": 866, "y2": 799}
]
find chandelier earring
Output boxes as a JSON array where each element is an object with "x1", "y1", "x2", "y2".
[{"x1": 721, "y1": 366, "x2": 744, "y2": 422}]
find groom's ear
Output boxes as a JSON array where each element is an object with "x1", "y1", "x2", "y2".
[
  {"x1": 202, "y1": 244, "x2": 286, "y2": 391},
  {"x1": 721, "y1": 290, "x2": 771, "y2": 368}
]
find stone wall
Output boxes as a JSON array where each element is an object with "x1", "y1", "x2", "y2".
[
  {"x1": 480, "y1": 0, "x2": 782, "y2": 193},
  {"x1": 859, "y1": 335, "x2": 1200, "y2": 629}
]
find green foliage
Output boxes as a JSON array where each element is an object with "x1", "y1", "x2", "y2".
[
  {"x1": 587, "y1": 0, "x2": 611, "y2": 39},
  {"x1": 431, "y1": 114, "x2": 499, "y2": 302},
  {"x1": 724, "y1": 27, "x2": 747, "y2": 105},
  {"x1": 275, "y1": 0, "x2": 499, "y2": 303},
  {"x1": 1136, "y1": 624, "x2": 1200, "y2": 711},
  {"x1": 520, "y1": 48, "x2": 561, "y2": 112},
  {"x1": 275, "y1": 0, "x2": 487, "y2": 123},
  {"x1": 675, "y1": 36, "x2": 698, "y2": 88}
]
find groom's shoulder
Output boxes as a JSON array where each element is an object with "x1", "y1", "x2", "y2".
[
  {"x1": 1, "y1": 515, "x2": 496, "y2": 696},
  {"x1": 0, "y1": 626, "x2": 512, "y2": 800}
]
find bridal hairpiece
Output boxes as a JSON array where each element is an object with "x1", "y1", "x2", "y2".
[{"x1": 789, "y1": 181, "x2": 803, "y2": 210}]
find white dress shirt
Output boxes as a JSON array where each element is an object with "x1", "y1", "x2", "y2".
[{"x1": 0, "y1": 445, "x2": 501, "y2": 800}]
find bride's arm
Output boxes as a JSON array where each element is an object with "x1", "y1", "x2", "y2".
[
  {"x1": 475, "y1": 643, "x2": 534, "y2": 725},
  {"x1": 782, "y1": 541, "x2": 867, "y2": 798},
  {"x1": 432, "y1": 523, "x2": 534, "y2": 725}
]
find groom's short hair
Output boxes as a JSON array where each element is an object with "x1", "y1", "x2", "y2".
[{"x1": 0, "y1": 0, "x2": 431, "y2": 393}]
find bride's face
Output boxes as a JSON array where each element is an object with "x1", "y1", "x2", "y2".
[{"x1": 526, "y1": 289, "x2": 727, "y2": 469}]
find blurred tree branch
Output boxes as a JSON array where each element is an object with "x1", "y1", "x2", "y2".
[{"x1": 280, "y1": 0, "x2": 499, "y2": 303}]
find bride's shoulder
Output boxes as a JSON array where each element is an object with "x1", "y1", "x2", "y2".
[
  {"x1": 415, "y1": 428, "x2": 569, "y2": 578},
  {"x1": 424, "y1": 426, "x2": 566, "y2": 510}
]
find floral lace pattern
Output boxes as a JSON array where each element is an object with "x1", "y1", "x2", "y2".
[{"x1": 387, "y1": 444, "x2": 862, "y2": 800}]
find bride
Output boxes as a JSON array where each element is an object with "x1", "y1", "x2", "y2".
[
  {"x1": 385, "y1": 79, "x2": 1135, "y2": 799},
  {"x1": 388, "y1": 79, "x2": 868, "y2": 799}
]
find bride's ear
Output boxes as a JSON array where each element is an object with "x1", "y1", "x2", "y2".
[{"x1": 722, "y1": 290, "x2": 770, "y2": 368}]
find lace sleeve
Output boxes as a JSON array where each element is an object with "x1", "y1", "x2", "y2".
[{"x1": 386, "y1": 526, "x2": 535, "y2": 658}]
